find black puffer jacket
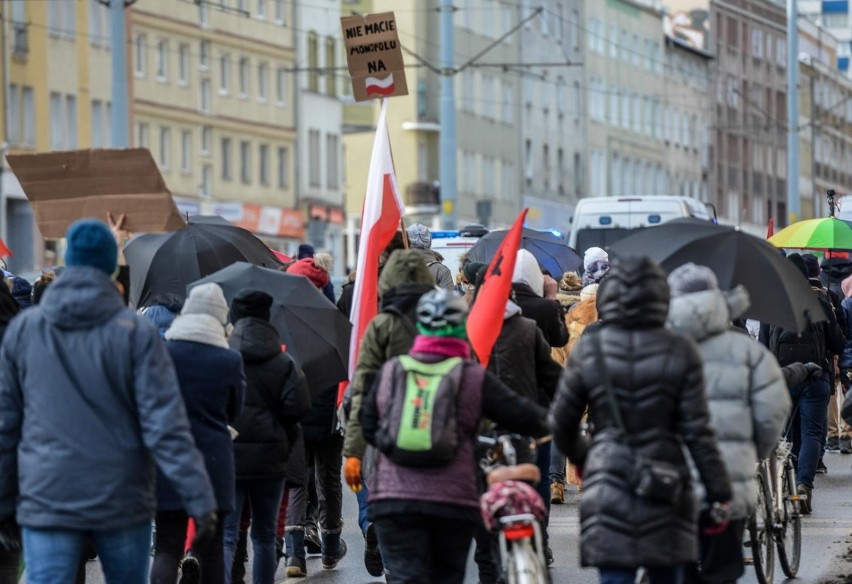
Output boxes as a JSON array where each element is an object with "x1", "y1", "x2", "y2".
[
  {"x1": 548, "y1": 257, "x2": 731, "y2": 569},
  {"x1": 488, "y1": 301, "x2": 562, "y2": 407},
  {"x1": 229, "y1": 317, "x2": 311, "y2": 479}
]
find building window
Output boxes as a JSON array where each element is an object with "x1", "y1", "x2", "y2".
[
  {"x1": 159, "y1": 127, "x2": 170, "y2": 170},
  {"x1": 276, "y1": 68, "x2": 287, "y2": 105},
  {"x1": 325, "y1": 38, "x2": 336, "y2": 96},
  {"x1": 751, "y1": 28, "x2": 764, "y2": 58},
  {"x1": 501, "y1": 80, "x2": 513, "y2": 124},
  {"x1": 239, "y1": 57, "x2": 249, "y2": 97},
  {"x1": 137, "y1": 123, "x2": 149, "y2": 148},
  {"x1": 257, "y1": 0, "x2": 267, "y2": 19},
  {"x1": 91, "y1": 99, "x2": 103, "y2": 148},
  {"x1": 239, "y1": 0, "x2": 248, "y2": 11},
  {"x1": 48, "y1": 2, "x2": 60, "y2": 35},
  {"x1": 157, "y1": 39, "x2": 169, "y2": 81},
  {"x1": 275, "y1": 0, "x2": 285, "y2": 24},
  {"x1": 308, "y1": 32, "x2": 319, "y2": 92},
  {"x1": 200, "y1": 40, "x2": 210, "y2": 69},
  {"x1": 240, "y1": 141, "x2": 251, "y2": 183},
  {"x1": 200, "y1": 78, "x2": 211, "y2": 112},
  {"x1": 201, "y1": 164, "x2": 212, "y2": 198},
  {"x1": 199, "y1": 1, "x2": 208, "y2": 26},
  {"x1": 278, "y1": 147, "x2": 289, "y2": 189},
  {"x1": 8, "y1": 85, "x2": 19, "y2": 144},
  {"x1": 181, "y1": 131, "x2": 191, "y2": 173},
  {"x1": 201, "y1": 126, "x2": 211, "y2": 155},
  {"x1": 135, "y1": 34, "x2": 146, "y2": 76},
  {"x1": 221, "y1": 138, "x2": 232, "y2": 180},
  {"x1": 65, "y1": 95, "x2": 78, "y2": 148},
  {"x1": 557, "y1": 147, "x2": 565, "y2": 193},
  {"x1": 258, "y1": 62, "x2": 268, "y2": 101},
  {"x1": 259, "y1": 144, "x2": 269, "y2": 185},
  {"x1": 89, "y1": 0, "x2": 105, "y2": 45},
  {"x1": 220, "y1": 54, "x2": 231, "y2": 94},
  {"x1": 22, "y1": 87, "x2": 34, "y2": 147},
  {"x1": 178, "y1": 44, "x2": 189, "y2": 84},
  {"x1": 309, "y1": 130, "x2": 321, "y2": 187},
  {"x1": 326, "y1": 134, "x2": 339, "y2": 189},
  {"x1": 50, "y1": 93, "x2": 63, "y2": 149}
]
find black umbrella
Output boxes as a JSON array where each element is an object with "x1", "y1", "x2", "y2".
[
  {"x1": 467, "y1": 228, "x2": 582, "y2": 276},
  {"x1": 607, "y1": 219, "x2": 827, "y2": 332},
  {"x1": 189, "y1": 262, "x2": 350, "y2": 391},
  {"x1": 125, "y1": 221, "x2": 282, "y2": 308}
]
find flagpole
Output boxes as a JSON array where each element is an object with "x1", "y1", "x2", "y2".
[{"x1": 400, "y1": 218, "x2": 410, "y2": 249}]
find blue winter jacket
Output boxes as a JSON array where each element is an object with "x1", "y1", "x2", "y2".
[
  {"x1": 0, "y1": 267, "x2": 216, "y2": 529},
  {"x1": 158, "y1": 340, "x2": 245, "y2": 513}
]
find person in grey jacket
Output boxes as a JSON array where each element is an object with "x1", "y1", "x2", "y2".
[
  {"x1": 406, "y1": 223, "x2": 454, "y2": 289},
  {"x1": 666, "y1": 263, "x2": 791, "y2": 584},
  {"x1": 0, "y1": 219, "x2": 217, "y2": 584}
]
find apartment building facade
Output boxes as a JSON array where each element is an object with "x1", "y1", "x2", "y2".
[
  {"x1": 0, "y1": 0, "x2": 114, "y2": 272},
  {"x1": 130, "y1": 0, "x2": 303, "y2": 255},
  {"x1": 800, "y1": 0, "x2": 851, "y2": 76},
  {"x1": 584, "y1": 0, "x2": 674, "y2": 201}
]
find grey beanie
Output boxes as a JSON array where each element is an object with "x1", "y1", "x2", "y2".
[
  {"x1": 667, "y1": 262, "x2": 719, "y2": 297},
  {"x1": 406, "y1": 223, "x2": 432, "y2": 249}
]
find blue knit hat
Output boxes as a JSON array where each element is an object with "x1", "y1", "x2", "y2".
[{"x1": 64, "y1": 219, "x2": 118, "y2": 275}]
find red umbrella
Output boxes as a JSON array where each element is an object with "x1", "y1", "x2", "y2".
[{"x1": 272, "y1": 250, "x2": 292, "y2": 264}]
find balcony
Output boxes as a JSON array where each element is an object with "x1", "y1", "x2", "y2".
[{"x1": 404, "y1": 182, "x2": 440, "y2": 215}]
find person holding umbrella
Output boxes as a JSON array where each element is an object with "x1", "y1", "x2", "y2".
[
  {"x1": 666, "y1": 263, "x2": 791, "y2": 583},
  {"x1": 223, "y1": 290, "x2": 311, "y2": 584}
]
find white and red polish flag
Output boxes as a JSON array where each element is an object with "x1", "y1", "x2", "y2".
[{"x1": 337, "y1": 98, "x2": 404, "y2": 405}]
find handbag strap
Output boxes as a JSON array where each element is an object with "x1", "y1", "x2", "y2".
[{"x1": 591, "y1": 332, "x2": 631, "y2": 444}]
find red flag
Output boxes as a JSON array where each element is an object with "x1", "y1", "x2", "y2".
[
  {"x1": 766, "y1": 217, "x2": 774, "y2": 239},
  {"x1": 0, "y1": 239, "x2": 11, "y2": 258},
  {"x1": 337, "y1": 99, "x2": 404, "y2": 406},
  {"x1": 466, "y1": 208, "x2": 528, "y2": 368}
]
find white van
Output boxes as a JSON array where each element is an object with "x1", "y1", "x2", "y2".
[
  {"x1": 430, "y1": 225, "x2": 489, "y2": 278},
  {"x1": 568, "y1": 196, "x2": 715, "y2": 254}
]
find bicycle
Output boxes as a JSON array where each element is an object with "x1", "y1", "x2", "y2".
[
  {"x1": 479, "y1": 434, "x2": 549, "y2": 584},
  {"x1": 747, "y1": 438, "x2": 802, "y2": 584}
]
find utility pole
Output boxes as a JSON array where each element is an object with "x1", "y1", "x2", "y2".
[
  {"x1": 439, "y1": 0, "x2": 457, "y2": 230},
  {"x1": 786, "y1": 0, "x2": 800, "y2": 224},
  {"x1": 110, "y1": 0, "x2": 129, "y2": 147},
  {"x1": 810, "y1": 72, "x2": 817, "y2": 218}
]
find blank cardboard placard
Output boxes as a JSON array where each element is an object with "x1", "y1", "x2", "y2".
[
  {"x1": 7, "y1": 148, "x2": 185, "y2": 239},
  {"x1": 341, "y1": 11, "x2": 408, "y2": 101}
]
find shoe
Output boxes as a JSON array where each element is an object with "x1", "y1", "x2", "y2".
[
  {"x1": 544, "y1": 545, "x2": 554, "y2": 566},
  {"x1": 841, "y1": 437, "x2": 852, "y2": 454},
  {"x1": 178, "y1": 552, "x2": 200, "y2": 584},
  {"x1": 797, "y1": 484, "x2": 813, "y2": 515},
  {"x1": 285, "y1": 556, "x2": 307, "y2": 578},
  {"x1": 817, "y1": 459, "x2": 828, "y2": 474},
  {"x1": 550, "y1": 481, "x2": 564, "y2": 505},
  {"x1": 322, "y1": 538, "x2": 347, "y2": 570},
  {"x1": 364, "y1": 523, "x2": 384, "y2": 576},
  {"x1": 826, "y1": 437, "x2": 840, "y2": 452}
]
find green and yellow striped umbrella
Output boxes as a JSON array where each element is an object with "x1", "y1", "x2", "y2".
[{"x1": 769, "y1": 217, "x2": 852, "y2": 250}]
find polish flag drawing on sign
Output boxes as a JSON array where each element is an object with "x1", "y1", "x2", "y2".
[
  {"x1": 338, "y1": 99, "x2": 404, "y2": 405},
  {"x1": 365, "y1": 73, "x2": 396, "y2": 97}
]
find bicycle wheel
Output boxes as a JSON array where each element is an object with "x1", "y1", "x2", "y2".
[
  {"x1": 748, "y1": 473, "x2": 775, "y2": 584},
  {"x1": 506, "y1": 539, "x2": 548, "y2": 584},
  {"x1": 777, "y1": 459, "x2": 802, "y2": 577}
]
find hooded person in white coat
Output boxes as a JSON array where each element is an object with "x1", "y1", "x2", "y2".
[{"x1": 666, "y1": 263, "x2": 791, "y2": 584}]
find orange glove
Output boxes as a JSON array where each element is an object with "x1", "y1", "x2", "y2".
[{"x1": 344, "y1": 457, "x2": 363, "y2": 492}]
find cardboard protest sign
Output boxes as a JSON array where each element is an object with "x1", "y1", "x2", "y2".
[
  {"x1": 7, "y1": 148, "x2": 185, "y2": 239},
  {"x1": 341, "y1": 11, "x2": 408, "y2": 101}
]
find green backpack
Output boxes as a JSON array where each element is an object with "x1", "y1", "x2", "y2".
[{"x1": 375, "y1": 355, "x2": 464, "y2": 467}]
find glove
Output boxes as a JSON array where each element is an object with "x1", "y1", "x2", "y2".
[
  {"x1": 344, "y1": 457, "x2": 363, "y2": 493},
  {"x1": 804, "y1": 362, "x2": 822, "y2": 379},
  {"x1": 701, "y1": 502, "x2": 731, "y2": 536},
  {"x1": 190, "y1": 512, "x2": 219, "y2": 553},
  {"x1": 0, "y1": 517, "x2": 21, "y2": 552}
]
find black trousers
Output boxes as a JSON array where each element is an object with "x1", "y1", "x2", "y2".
[
  {"x1": 150, "y1": 510, "x2": 226, "y2": 584},
  {"x1": 0, "y1": 550, "x2": 18, "y2": 584},
  {"x1": 374, "y1": 514, "x2": 476, "y2": 584},
  {"x1": 685, "y1": 519, "x2": 747, "y2": 584}
]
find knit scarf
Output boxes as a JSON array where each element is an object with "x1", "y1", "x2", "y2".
[
  {"x1": 410, "y1": 335, "x2": 471, "y2": 360},
  {"x1": 164, "y1": 313, "x2": 229, "y2": 349}
]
